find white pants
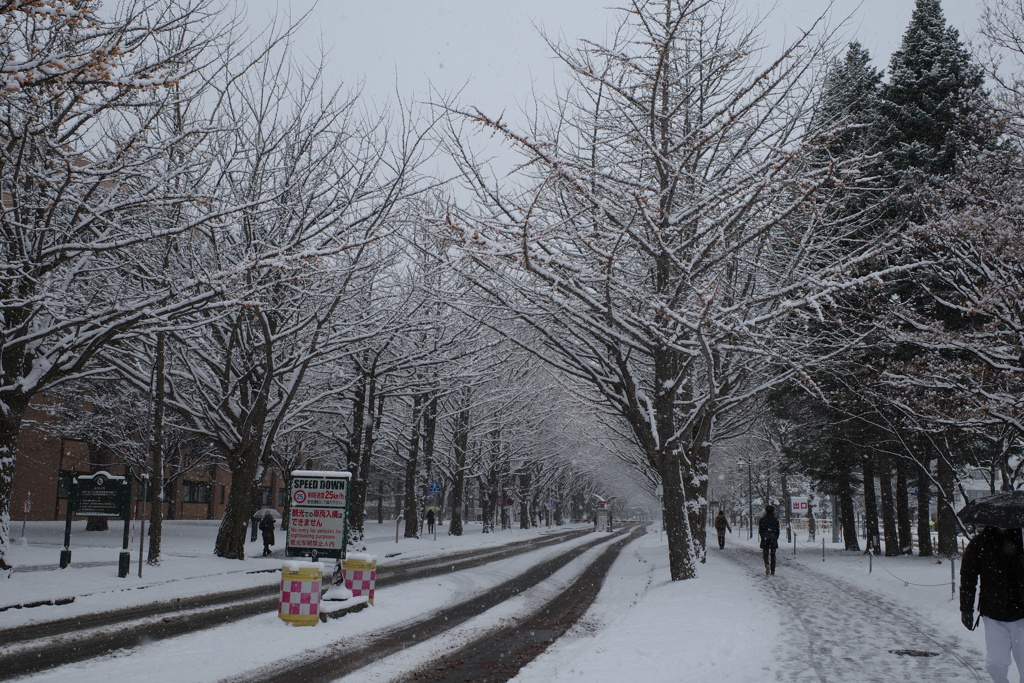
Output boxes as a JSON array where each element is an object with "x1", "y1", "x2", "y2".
[{"x1": 984, "y1": 616, "x2": 1024, "y2": 683}]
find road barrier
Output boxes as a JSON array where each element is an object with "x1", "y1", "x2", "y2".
[
  {"x1": 279, "y1": 561, "x2": 324, "y2": 626},
  {"x1": 343, "y1": 553, "x2": 377, "y2": 605}
]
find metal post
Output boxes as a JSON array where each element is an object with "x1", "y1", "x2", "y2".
[
  {"x1": 868, "y1": 551, "x2": 872, "y2": 574},
  {"x1": 119, "y1": 479, "x2": 132, "y2": 578},
  {"x1": 951, "y1": 555, "x2": 956, "y2": 601},
  {"x1": 793, "y1": 530, "x2": 797, "y2": 556},
  {"x1": 831, "y1": 495, "x2": 840, "y2": 543},
  {"x1": 60, "y1": 468, "x2": 76, "y2": 568},
  {"x1": 822, "y1": 538, "x2": 825, "y2": 562}
]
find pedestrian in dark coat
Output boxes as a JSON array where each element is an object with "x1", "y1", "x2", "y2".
[
  {"x1": 960, "y1": 526, "x2": 1024, "y2": 683},
  {"x1": 426, "y1": 509, "x2": 436, "y2": 534},
  {"x1": 714, "y1": 510, "x2": 732, "y2": 549},
  {"x1": 259, "y1": 512, "x2": 276, "y2": 556},
  {"x1": 758, "y1": 506, "x2": 780, "y2": 575}
]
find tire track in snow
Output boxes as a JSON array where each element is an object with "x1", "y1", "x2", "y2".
[{"x1": 722, "y1": 546, "x2": 986, "y2": 682}]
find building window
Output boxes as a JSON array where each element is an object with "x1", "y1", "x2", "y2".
[
  {"x1": 261, "y1": 486, "x2": 272, "y2": 506},
  {"x1": 183, "y1": 481, "x2": 211, "y2": 504},
  {"x1": 278, "y1": 488, "x2": 288, "y2": 507},
  {"x1": 220, "y1": 485, "x2": 226, "y2": 504}
]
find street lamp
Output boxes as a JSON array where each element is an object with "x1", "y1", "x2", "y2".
[{"x1": 738, "y1": 460, "x2": 753, "y2": 539}]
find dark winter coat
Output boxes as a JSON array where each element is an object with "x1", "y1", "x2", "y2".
[
  {"x1": 758, "y1": 512, "x2": 780, "y2": 550},
  {"x1": 259, "y1": 514, "x2": 276, "y2": 546},
  {"x1": 714, "y1": 513, "x2": 731, "y2": 536},
  {"x1": 960, "y1": 526, "x2": 1024, "y2": 622}
]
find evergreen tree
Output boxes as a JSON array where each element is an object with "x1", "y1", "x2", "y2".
[
  {"x1": 809, "y1": 42, "x2": 887, "y2": 233},
  {"x1": 781, "y1": 42, "x2": 893, "y2": 556},
  {"x1": 792, "y1": 3, "x2": 991, "y2": 559},
  {"x1": 875, "y1": 0, "x2": 991, "y2": 558},
  {"x1": 880, "y1": 0, "x2": 987, "y2": 179}
]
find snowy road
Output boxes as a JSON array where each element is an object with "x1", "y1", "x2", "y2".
[{"x1": 724, "y1": 545, "x2": 987, "y2": 682}]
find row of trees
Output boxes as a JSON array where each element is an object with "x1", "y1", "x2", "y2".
[
  {"x1": 7, "y1": 0, "x2": 1024, "y2": 582},
  {"x1": 0, "y1": 0, "x2": 631, "y2": 572},
  {"x1": 443, "y1": 0, "x2": 1024, "y2": 577},
  {"x1": 691, "y1": 0, "x2": 1024, "y2": 565}
]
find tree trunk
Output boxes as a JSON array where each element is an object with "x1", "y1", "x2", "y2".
[
  {"x1": 377, "y1": 479, "x2": 385, "y2": 525},
  {"x1": 659, "y1": 456, "x2": 696, "y2": 580},
  {"x1": 878, "y1": 454, "x2": 899, "y2": 557},
  {"x1": 214, "y1": 445, "x2": 261, "y2": 559},
  {"x1": 519, "y1": 470, "x2": 531, "y2": 529},
  {"x1": 448, "y1": 390, "x2": 470, "y2": 536},
  {"x1": 421, "y1": 393, "x2": 438, "y2": 530},
  {"x1": 557, "y1": 483, "x2": 565, "y2": 528},
  {"x1": 481, "y1": 471, "x2": 496, "y2": 533},
  {"x1": 346, "y1": 372, "x2": 368, "y2": 539},
  {"x1": 862, "y1": 454, "x2": 880, "y2": 554},
  {"x1": 936, "y1": 440, "x2": 959, "y2": 557},
  {"x1": 840, "y1": 489, "x2": 860, "y2": 551},
  {"x1": 0, "y1": 397, "x2": 30, "y2": 571},
  {"x1": 402, "y1": 395, "x2": 422, "y2": 539},
  {"x1": 917, "y1": 458, "x2": 933, "y2": 557},
  {"x1": 147, "y1": 332, "x2": 167, "y2": 565},
  {"x1": 500, "y1": 494, "x2": 511, "y2": 530},
  {"x1": 895, "y1": 456, "x2": 913, "y2": 554}
]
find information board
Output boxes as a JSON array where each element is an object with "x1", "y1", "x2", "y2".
[
  {"x1": 74, "y1": 471, "x2": 130, "y2": 517},
  {"x1": 286, "y1": 470, "x2": 351, "y2": 560}
]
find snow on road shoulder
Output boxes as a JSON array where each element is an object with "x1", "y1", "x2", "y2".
[{"x1": 512, "y1": 531, "x2": 781, "y2": 682}]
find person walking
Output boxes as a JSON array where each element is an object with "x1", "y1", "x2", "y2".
[
  {"x1": 426, "y1": 508, "x2": 436, "y2": 535},
  {"x1": 259, "y1": 511, "x2": 276, "y2": 557},
  {"x1": 714, "y1": 510, "x2": 732, "y2": 549},
  {"x1": 960, "y1": 525, "x2": 1024, "y2": 683},
  {"x1": 759, "y1": 505, "x2": 780, "y2": 575}
]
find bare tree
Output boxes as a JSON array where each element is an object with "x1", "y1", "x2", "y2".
[
  {"x1": 443, "y1": 0, "x2": 894, "y2": 580},
  {"x1": 0, "y1": 0, "x2": 235, "y2": 571},
  {"x1": 154, "y1": 42, "x2": 427, "y2": 559}
]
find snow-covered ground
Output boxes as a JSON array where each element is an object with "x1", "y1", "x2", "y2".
[{"x1": 0, "y1": 520, "x2": 992, "y2": 682}]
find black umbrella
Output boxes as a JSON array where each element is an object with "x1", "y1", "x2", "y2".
[{"x1": 958, "y1": 491, "x2": 1024, "y2": 528}]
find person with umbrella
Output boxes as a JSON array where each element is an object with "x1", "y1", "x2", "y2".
[
  {"x1": 959, "y1": 492, "x2": 1024, "y2": 683},
  {"x1": 258, "y1": 510, "x2": 276, "y2": 557}
]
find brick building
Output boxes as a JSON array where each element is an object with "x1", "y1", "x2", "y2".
[{"x1": 9, "y1": 396, "x2": 291, "y2": 524}]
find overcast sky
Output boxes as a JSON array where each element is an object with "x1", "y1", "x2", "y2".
[{"x1": 241, "y1": 1, "x2": 985, "y2": 116}]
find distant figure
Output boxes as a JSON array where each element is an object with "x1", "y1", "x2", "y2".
[
  {"x1": 426, "y1": 509, "x2": 436, "y2": 534},
  {"x1": 259, "y1": 512, "x2": 276, "y2": 556},
  {"x1": 807, "y1": 508, "x2": 816, "y2": 543},
  {"x1": 714, "y1": 510, "x2": 732, "y2": 549},
  {"x1": 960, "y1": 526, "x2": 1024, "y2": 683},
  {"x1": 758, "y1": 506, "x2": 780, "y2": 575}
]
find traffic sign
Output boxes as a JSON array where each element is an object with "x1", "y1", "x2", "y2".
[
  {"x1": 286, "y1": 470, "x2": 352, "y2": 560},
  {"x1": 428, "y1": 480, "x2": 442, "y2": 494}
]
